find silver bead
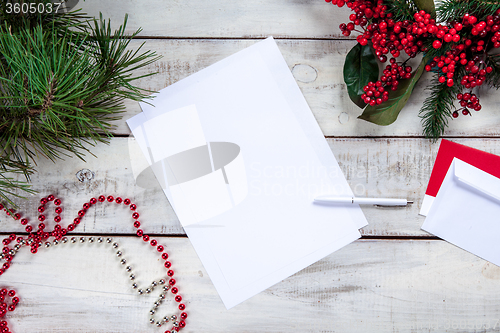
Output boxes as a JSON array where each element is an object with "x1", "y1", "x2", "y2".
[
  {"x1": 126, "y1": 266, "x2": 132, "y2": 272},
  {"x1": 62, "y1": 237, "x2": 68, "y2": 243},
  {"x1": 88, "y1": 237, "x2": 94, "y2": 243},
  {"x1": 97, "y1": 237, "x2": 103, "y2": 243},
  {"x1": 138, "y1": 289, "x2": 143, "y2": 294},
  {"x1": 154, "y1": 301, "x2": 160, "y2": 307},
  {"x1": 170, "y1": 315, "x2": 177, "y2": 321},
  {"x1": 0, "y1": 254, "x2": 4, "y2": 259},
  {"x1": 27, "y1": 239, "x2": 34, "y2": 245},
  {"x1": 79, "y1": 237, "x2": 86, "y2": 243},
  {"x1": 38, "y1": 242, "x2": 42, "y2": 247},
  {"x1": 106, "y1": 238, "x2": 112, "y2": 243},
  {"x1": 70, "y1": 237, "x2": 77, "y2": 243},
  {"x1": 149, "y1": 309, "x2": 155, "y2": 315},
  {"x1": 159, "y1": 279, "x2": 166, "y2": 285},
  {"x1": 132, "y1": 283, "x2": 138, "y2": 289},
  {"x1": 120, "y1": 259, "x2": 126, "y2": 265},
  {"x1": 151, "y1": 281, "x2": 158, "y2": 288},
  {"x1": 173, "y1": 321, "x2": 179, "y2": 327},
  {"x1": 9, "y1": 250, "x2": 15, "y2": 255},
  {"x1": 112, "y1": 242, "x2": 119, "y2": 249},
  {"x1": 129, "y1": 274, "x2": 135, "y2": 280},
  {"x1": 146, "y1": 288, "x2": 152, "y2": 294},
  {"x1": 163, "y1": 285, "x2": 170, "y2": 291},
  {"x1": 159, "y1": 294, "x2": 165, "y2": 300},
  {"x1": 149, "y1": 318, "x2": 155, "y2": 324},
  {"x1": 156, "y1": 322, "x2": 162, "y2": 327},
  {"x1": 163, "y1": 316, "x2": 169, "y2": 322},
  {"x1": 52, "y1": 240, "x2": 59, "y2": 246},
  {"x1": 44, "y1": 242, "x2": 51, "y2": 248},
  {"x1": 13, "y1": 244, "x2": 21, "y2": 251},
  {"x1": 116, "y1": 251, "x2": 122, "y2": 257}
]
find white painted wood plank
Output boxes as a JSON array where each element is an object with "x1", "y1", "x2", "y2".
[
  {"x1": 4, "y1": 237, "x2": 500, "y2": 332},
  {"x1": 1, "y1": 138, "x2": 499, "y2": 237},
  {"x1": 76, "y1": 0, "x2": 353, "y2": 39},
  {"x1": 115, "y1": 39, "x2": 500, "y2": 137}
]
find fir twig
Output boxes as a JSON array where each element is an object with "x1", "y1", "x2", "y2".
[
  {"x1": 384, "y1": 0, "x2": 417, "y2": 21},
  {"x1": 419, "y1": 75, "x2": 459, "y2": 141}
]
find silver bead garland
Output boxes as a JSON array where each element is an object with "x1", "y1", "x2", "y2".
[{"x1": 36, "y1": 235, "x2": 183, "y2": 331}]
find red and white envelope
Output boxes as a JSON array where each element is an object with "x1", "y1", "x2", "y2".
[{"x1": 420, "y1": 139, "x2": 500, "y2": 216}]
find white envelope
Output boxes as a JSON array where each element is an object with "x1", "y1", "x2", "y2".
[{"x1": 422, "y1": 158, "x2": 500, "y2": 266}]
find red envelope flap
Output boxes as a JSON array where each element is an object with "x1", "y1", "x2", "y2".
[{"x1": 426, "y1": 139, "x2": 500, "y2": 197}]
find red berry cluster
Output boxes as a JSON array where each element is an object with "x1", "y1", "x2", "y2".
[
  {"x1": 326, "y1": 0, "x2": 500, "y2": 119},
  {"x1": 424, "y1": 10, "x2": 500, "y2": 117},
  {"x1": 361, "y1": 58, "x2": 412, "y2": 105}
]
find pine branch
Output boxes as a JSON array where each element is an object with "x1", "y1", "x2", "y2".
[
  {"x1": 419, "y1": 75, "x2": 459, "y2": 141},
  {"x1": 384, "y1": 0, "x2": 417, "y2": 21},
  {"x1": 437, "y1": 0, "x2": 500, "y2": 22},
  {"x1": 485, "y1": 53, "x2": 500, "y2": 88}
]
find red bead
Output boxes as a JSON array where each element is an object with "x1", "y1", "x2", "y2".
[
  {"x1": 7, "y1": 305, "x2": 14, "y2": 312},
  {"x1": 54, "y1": 216, "x2": 61, "y2": 223},
  {"x1": 54, "y1": 199, "x2": 61, "y2": 206},
  {"x1": 179, "y1": 320, "x2": 186, "y2": 327},
  {"x1": 38, "y1": 215, "x2": 45, "y2": 222},
  {"x1": 7, "y1": 290, "x2": 14, "y2": 297},
  {"x1": 167, "y1": 270, "x2": 174, "y2": 277},
  {"x1": 12, "y1": 297, "x2": 19, "y2": 304},
  {"x1": 40, "y1": 198, "x2": 47, "y2": 205},
  {"x1": 171, "y1": 287, "x2": 178, "y2": 294},
  {"x1": 180, "y1": 312, "x2": 187, "y2": 319},
  {"x1": 38, "y1": 206, "x2": 45, "y2": 213},
  {"x1": 78, "y1": 210, "x2": 85, "y2": 217},
  {"x1": 20, "y1": 219, "x2": 28, "y2": 225},
  {"x1": 162, "y1": 253, "x2": 169, "y2": 260},
  {"x1": 136, "y1": 229, "x2": 143, "y2": 236},
  {"x1": 90, "y1": 198, "x2": 97, "y2": 204},
  {"x1": 150, "y1": 239, "x2": 157, "y2": 246},
  {"x1": 47, "y1": 195, "x2": 55, "y2": 201},
  {"x1": 142, "y1": 235, "x2": 149, "y2": 242},
  {"x1": 74, "y1": 218, "x2": 81, "y2": 225},
  {"x1": 2, "y1": 263, "x2": 9, "y2": 270},
  {"x1": 8, "y1": 235, "x2": 15, "y2": 241},
  {"x1": 130, "y1": 204, "x2": 137, "y2": 210},
  {"x1": 123, "y1": 198, "x2": 131, "y2": 205},
  {"x1": 30, "y1": 248, "x2": 37, "y2": 254},
  {"x1": 164, "y1": 261, "x2": 171, "y2": 268},
  {"x1": 133, "y1": 221, "x2": 140, "y2": 228},
  {"x1": 0, "y1": 204, "x2": 3, "y2": 210},
  {"x1": 175, "y1": 295, "x2": 182, "y2": 302},
  {"x1": 169, "y1": 278, "x2": 176, "y2": 285},
  {"x1": 25, "y1": 226, "x2": 33, "y2": 233},
  {"x1": 14, "y1": 213, "x2": 21, "y2": 220},
  {"x1": 107, "y1": 196, "x2": 114, "y2": 202},
  {"x1": 132, "y1": 212, "x2": 139, "y2": 219},
  {"x1": 98, "y1": 195, "x2": 105, "y2": 202},
  {"x1": 157, "y1": 245, "x2": 164, "y2": 252},
  {"x1": 82, "y1": 203, "x2": 90, "y2": 210},
  {"x1": 68, "y1": 225, "x2": 75, "y2": 231},
  {"x1": 38, "y1": 223, "x2": 45, "y2": 230},
  {"x1": 115, "y1": 197, "x2": 122, "y2": 204},
  {"x1": 55, "y1": 207, "x2": 63, "y2": 214}
]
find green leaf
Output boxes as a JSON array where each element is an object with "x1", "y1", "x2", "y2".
[
  {"x1": 343, "y1": 43, "x2": 379, "y2": 109},
  {"x1": 414, "y1": 0, "x2": 436, "y2": 17},
  {"x1": 358, "y1": 56, "x2": 428, "y2": 126}
]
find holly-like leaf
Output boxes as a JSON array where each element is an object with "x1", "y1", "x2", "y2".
[
  {"x1": 343, "y1": 43, "x2": 379, "y2": 109},
  {"x1": 358, "y1": 57, "x2": 428, "y2": 126},
  {"x1": 414, "y1": 0, "x2": 435, "y2": 17}
]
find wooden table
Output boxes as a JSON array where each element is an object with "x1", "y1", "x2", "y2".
[{"x1": 2, "y1": 1, "x2": 500, "y2": 332}]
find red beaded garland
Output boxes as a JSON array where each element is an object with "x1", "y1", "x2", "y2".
[{"x1": 0, "y1": 194, "x2": 187, "y2": 332}]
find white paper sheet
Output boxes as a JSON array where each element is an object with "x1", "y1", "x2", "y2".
[
  {"x1": 127, "y1": 37, "x2": 367, "y2": 308},
  {"x1": 422, "y1": 158, "x2": 500, "y2": 266}
]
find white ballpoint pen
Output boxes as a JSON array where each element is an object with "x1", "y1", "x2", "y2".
[{"x1": 314, "y1": 195, "x2": 413, "y2": 206}]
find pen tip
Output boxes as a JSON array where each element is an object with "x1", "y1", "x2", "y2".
[{"x1": 407, "y1": 201, "x2": 414, "y2": 204}]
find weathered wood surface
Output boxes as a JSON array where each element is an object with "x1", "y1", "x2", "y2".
[
  {"x1": 114, "y1": 39, "x2": 500, "y2": 137},
  {"x1": 76, "y1": 0, "x2": 354, "y2": 39},
  {"x1": 5, "y1": 238, "x2": 500, "y2": 332},
  {"x1": 2, "y1": 138, "x2": 500, "y2": 237}
]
